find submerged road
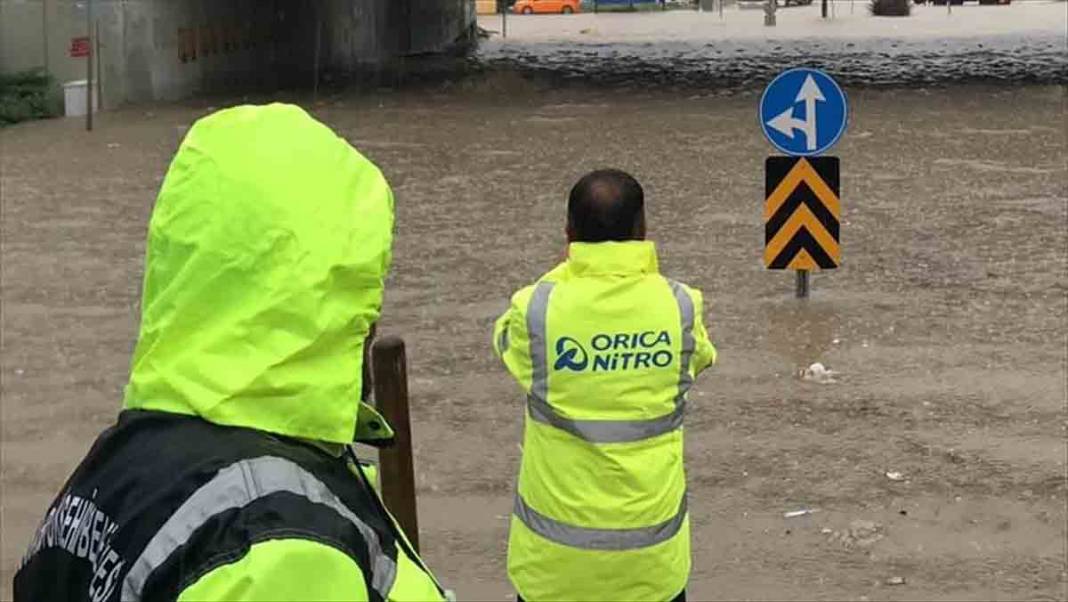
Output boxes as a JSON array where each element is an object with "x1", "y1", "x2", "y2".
[{"x1": 1, "y1": 58, "x2": 1066, "y2": 601}]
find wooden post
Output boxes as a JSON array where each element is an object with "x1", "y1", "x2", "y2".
[{"x1": 372, "y1": 336, "x2": 420, "y2": 553}]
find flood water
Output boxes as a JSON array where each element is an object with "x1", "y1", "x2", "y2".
[{"x1": 1, "y1": 76, "x2": 1066, "y2": 599}]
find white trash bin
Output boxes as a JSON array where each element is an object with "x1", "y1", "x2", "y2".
[{"x1": 63, "y1": 80, "x2": 99, "y2": 117}]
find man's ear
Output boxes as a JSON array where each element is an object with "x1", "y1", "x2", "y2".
[{"x1": 634, "y1": 214, "x2": 647, "y2": 240}]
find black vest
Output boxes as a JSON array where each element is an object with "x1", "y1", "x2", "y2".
[{"x1": 14, "y1": 410, "x2": 434, "y2": 602}]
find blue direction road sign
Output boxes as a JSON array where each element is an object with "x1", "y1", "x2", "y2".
[{"x1": 759, "y1": 68, "x2": 848, "y2": 157}]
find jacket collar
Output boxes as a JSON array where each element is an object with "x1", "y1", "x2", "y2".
[{"x1": 566, "y1": 241, "x2": 660, "y2": 276}]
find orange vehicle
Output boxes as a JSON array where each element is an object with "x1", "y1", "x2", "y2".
[{"x1": 513, "y1": 0, "x2": 582, "y2": 13}]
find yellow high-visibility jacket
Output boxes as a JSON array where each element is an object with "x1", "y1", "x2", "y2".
[
  {"x1": 16, "y1": 104, "x2": 445, "y2": 602},
  {"x1": 494, "y1": 241, "x2": 717, "y2": 601}
]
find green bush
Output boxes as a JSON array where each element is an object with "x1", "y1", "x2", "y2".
[{"x1": 0, "y1": 69, "x2": 62, "y2": 127}]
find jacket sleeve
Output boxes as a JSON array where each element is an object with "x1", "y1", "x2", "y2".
[
  {"x1": 492, "y1": 285, "x2": 537, "y2": 390},
  {"x1": 177, "y1": 538, "x2": 369, "y2": 601},
  {"x1": 689, "y1": 287, "x2": 718, "y2": 375}
]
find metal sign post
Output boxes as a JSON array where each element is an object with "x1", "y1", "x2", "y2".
[
  {"x1": 796, "y1": 270, "x2": 810, "y2": 298},
  {"x1": 764, "y1": 0, "x2": 776, "y2": 26},
  {"x1": 85, "y1": 0, "x2": 93, "y2": 131},
  {"x1": 95, "y1": 20, "x2": 102, "y2": 110},
  {"x1": 372, "y1": 336, "x2": 420, "y2": 552},
  {"x1": 759, "y1": 68, "x2": 849, "y2": 298}
]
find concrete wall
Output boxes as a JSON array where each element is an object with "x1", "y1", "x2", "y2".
[
  {"x1": 319, "y1": 0, "x2": 475, "y2": 73},
  {"x1": 1, "y1": 0, "x2": 475, "y2": 106}
]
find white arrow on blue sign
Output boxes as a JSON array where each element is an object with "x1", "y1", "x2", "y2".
[{"x1": 759, "y1": 68, "x2": 848, "y2": 156}]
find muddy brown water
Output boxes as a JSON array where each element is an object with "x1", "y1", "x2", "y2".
[{"x1": 1, "y1": 81, "x2": 1066, "y2": 600}]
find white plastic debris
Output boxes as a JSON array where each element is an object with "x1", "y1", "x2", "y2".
[
  {"x1": 801, "y1": 362, "x2": 838, "y2": 384},
  {"x1": 885, "y1": 471, "x2": 905, "y2": 481},
  {"x1": 885, "y1": 576, "x2": 906, "y2": 586},
  {"x1": 784, "y1": 508, "x2": 818, "y2": 518}
]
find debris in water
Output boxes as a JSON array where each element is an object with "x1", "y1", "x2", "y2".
[
  {"x1": 828, "y1": 519, "x2": 886, "y2": 548},
  {"x1": 784, "y1": 508, "x2": 818, "y2": 518},
  {"x1": 885, "y1": 471, "x2": 905, "y2": 481},
  {"x1": 848, "y1": 519, "x2": 884, "y2": 547},
  {"x1": 801, "y1": 362, "x2": 838, "y2": 384},
  {"x1": 885, "y1": 576, "x2": 906, "y2": 586}
]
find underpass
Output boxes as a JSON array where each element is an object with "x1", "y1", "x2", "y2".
[{"x1": 0, "y1": 0, "x2": 476, "y2": 107}]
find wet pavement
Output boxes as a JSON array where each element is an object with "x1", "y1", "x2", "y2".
[
  {"x1": 475, "y1": 4, "x2": 1068, "y2": 87},
  {"x1": 1, "y1": 73, "x2": 1066, "y2": 599}
]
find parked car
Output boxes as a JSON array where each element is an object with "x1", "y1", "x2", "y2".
[{"x1": 513, "y1": 0, "x2": 582, "y2": 13}]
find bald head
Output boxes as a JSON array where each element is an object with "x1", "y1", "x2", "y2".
[{"x1": 566, "y1": 169, "x2": 646, "y2": 243}]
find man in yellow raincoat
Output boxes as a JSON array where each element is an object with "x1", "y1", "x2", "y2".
[
  {"x1": 15, "y1": 104, "x2": 446, "y2": 602},
  {"x1": 494, "y1": 169, "x2": 718, "y2": 601}
]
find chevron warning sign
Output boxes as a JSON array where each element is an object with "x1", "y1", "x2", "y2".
[{"x1": 764, "y1": 156, "x2": 840, "y2": 270}]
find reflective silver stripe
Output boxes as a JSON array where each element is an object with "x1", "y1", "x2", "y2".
[
  {"x1": 527, "y1": 393, "x2": 684, "y2": 443},
  {"x1": 524, "y1": 277, "x2": 698, "y2": 443},
  {"x1": 668, "y1": 279, "x2": 696, "y2": 407},
  {"x1": 120, "y1": 456, "x2": 396, "y2": 601},
  {"x1": 526, "y1": 281, "x2": 555, "y2": 405},
  {"x1": 514, "y1": 491, "x2": 688, "y2": 551}
]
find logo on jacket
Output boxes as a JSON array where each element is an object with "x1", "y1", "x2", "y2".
[
  {"x1": 554, "y1": 337, "x2": 589, "y2": 371},
  {"x1": 553, "y1": 331, "x2": 673, "y2": 372},
  {"x1": 22, "y1": 491, "x2": 126, "y2": 601}
]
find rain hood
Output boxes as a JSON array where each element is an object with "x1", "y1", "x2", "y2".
[{"x1": 124, "y1": 104, "x2": 393, "y2": 444}]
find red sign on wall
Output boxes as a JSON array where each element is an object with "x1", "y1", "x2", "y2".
[{"x1": 69, "y1": 36, "x2": 90, "y2": 58}]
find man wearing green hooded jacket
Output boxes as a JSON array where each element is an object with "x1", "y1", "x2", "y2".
[{"x1": 14, "y1": 104, "x2": 447, "y2": 602}]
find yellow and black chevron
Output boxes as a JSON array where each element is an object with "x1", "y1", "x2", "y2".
[{"x1": 764, "y1": 156, "x2": 840, "y2": 270}]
